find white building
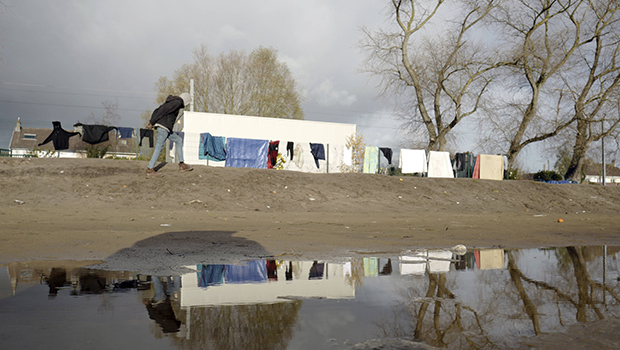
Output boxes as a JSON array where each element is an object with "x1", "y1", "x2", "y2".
[{"x1": 177, "y1": 112, "x2": 356, "y2": 173}]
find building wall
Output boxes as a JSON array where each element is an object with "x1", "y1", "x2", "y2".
[{"x1": 178, "y1": 112, "x2": 356, "y2": 173}]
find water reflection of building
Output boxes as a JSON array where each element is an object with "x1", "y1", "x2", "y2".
[
  {"x1": 399, "y1": 249, "x2": 506, "y2": 275},
  {"x1": 179, "y1": 260, "x2": 355, "y2": 308}
]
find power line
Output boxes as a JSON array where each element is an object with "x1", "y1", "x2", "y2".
[
  {"x1": 0, "y1": 87, "x2": 155, "y2": 101},
  {"x1": 0, "y1": 99, "x2": 148, "y2": 113},
  {"x1": 0, "y1": 81, "x2": 157, "y2": 96}
]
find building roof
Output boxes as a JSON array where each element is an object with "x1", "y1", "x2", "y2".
[
  {"x1": 583, "y1": 162, "x2": 620, "y2": 177},
  {"x1": 10, "y1": 125, "x2": 138, "y2": 154}
]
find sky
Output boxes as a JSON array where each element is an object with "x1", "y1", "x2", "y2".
[{"x1": 0, "y1": 0, "x2": 550, "y2": 170}]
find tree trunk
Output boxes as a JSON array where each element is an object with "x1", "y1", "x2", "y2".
[{"x1": 564, "y1": 119, "x2": 590, "y2": 182}]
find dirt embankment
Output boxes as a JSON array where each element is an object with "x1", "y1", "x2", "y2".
[{"x1": 0, "y1": 157, "x2": 619, "y2": 271}]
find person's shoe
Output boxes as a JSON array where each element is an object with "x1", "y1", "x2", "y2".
[
  {"x1": 179, "y1": 162, "x2": 193, "y2": 172},
  {"x1": 145, "y1": 168, "x2": 164, "y2": 178}
]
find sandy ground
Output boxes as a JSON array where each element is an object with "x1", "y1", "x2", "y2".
[
  {"x1": 1, "y1": 157, "x2": 619, "y2": 273},
  {"x1": 2, "y1": 157, "x2": 620, "y2": 349}
]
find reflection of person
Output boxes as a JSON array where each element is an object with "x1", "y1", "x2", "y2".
[
  {"x1": 47, "y1": 268, "x2": 66, "y2": 297},
  {"x1": 146, "y1": 93, "x2": 193, "y2": 178},
  {"x1": 144, "y1": 298, "x2": 181, "y2": 333}
]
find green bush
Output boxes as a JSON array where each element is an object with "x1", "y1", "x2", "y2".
[
  {"x1": 533, "y1": 170, "x2": 563, "y2": 182},
  {"x1": 85, "y1": 145, "x2": 109, "y2": 158}
]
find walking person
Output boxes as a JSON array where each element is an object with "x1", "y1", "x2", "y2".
[{"x1": 145, "y1": 93, "x2": 193, "y2": 178}]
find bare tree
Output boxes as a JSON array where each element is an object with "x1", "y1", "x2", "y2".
[
  {"x1": 561, "y1": 0, "x2": 620, "y2": 181},
  {"x1": 361, "y1": 0, "x2": 499, "y2": 151},
  {"x1": 156, "y1": 45, "x2": 304, "y2": 120},
  {"x1": 488, "y1": 0, "x2": 594, "y2": 170}
]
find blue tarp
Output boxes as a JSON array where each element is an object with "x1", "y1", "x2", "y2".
[
  {"x1": 224, "y1": 260, "x2": 268, "y2": 284},
  {"x1": 536, "y1": 180, "x2": 577, "y2": 184},
  {"x1": 225, "y1": 137, "x2": 269, "y2": 168}
]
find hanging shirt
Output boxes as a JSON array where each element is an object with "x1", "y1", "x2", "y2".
[
  {"x1": 287, "y1": 141, "x2": 294, "y2": 160},
  {"x1": 309, "y1": 143, "x2": 325, "y2": 169},
  {"x1": 343, "y1": 146, "x2": 353, "y2": 166},
  {"x1": 117, "y1": 127, "x2": 134, "y2": 139},
  {"x1": 379, "y1": 147, "x2": 393, "y2": 164},
  {"x1": 74, "y1": 123, "x2": 117, "y2": 144},
  {"x1": 139, "y1": 128, "x2": 154, "y2": 148},
  {"x1": 293, "y1": 143, "x2": 304, "y2": 168},
  {"x1": 268, "y1": 141, "x2": 280, "y2": 169},
  {"x1": 38, "y1": 121, "x2": 80, "y2": 151},
  {"x1": 200, "y1": 132, "x2": 227, "y2": 161}
]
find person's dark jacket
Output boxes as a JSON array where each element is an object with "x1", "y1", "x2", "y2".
[{"x1": 149, "y1": 95, "x2": 185, "y2": 131}]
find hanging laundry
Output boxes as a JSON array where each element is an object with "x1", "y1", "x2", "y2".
[
  {"x1": 139, "y1": 128, "x2": 154, "y2": 148},
  {"x1": 38, "y1": 121, "x2": 80, "y2": 151},
  {"x1": 427, "y1": 151, "x2": 454, "y2": 178},
  {"x1": 309, "y1": 143, "x2": 325, "y2": 169},
  {"x1": 472, "y1": 154, "x2": 481, "y2": 179},
  {"x1": 343, "y1": 146, "x2": 353, "y2": 166},
  {"x1": 363, "y1": 258, "x2": 378, "y2": 277},
  {"x1": 197, "y1": 264, "x2": 225, "y2": 287},
  {"x1": 478, "y1": 154, "x2": 504, "y2": 180},
  {"x1": 399, "y1": 254, "x2": 426, "y2": 276},
  {"x1": 427, "y1": 250, "x2": 452, "y2": 273},
  {"x1": 266, "y1": 260, "x2": 278, "y2": 281},
  {"x1": 453, "y1": 152, "x2": 475, "y2": 178},
  {"x1": 308, "y1": 261, "x2": 325, "y2": 279},
  {"x1": 268, "y1": 141, "x2": 280, "y2": 169},
  {"x1": 117, "y1": 127, "x2": 134, "y2": 139},
  {"x1": 225, "y1": 260, "x2": 268, "y2": 283},
  {"x1": 225, "y1": 137, "x2": 269, "y2": 168},
  {"x1": 168, "y1": 132, "x2": 184, "y2": 150},
  {"x1": 200, "y1": 132, "x2": 227, "y2": 161},
  {"x1": 293, "y1": 143, "x2": 304, "y2": 168},
  {"x1": 363, "y1": 146, "x2": 379, "y2": 173},
  {"x1": 287, "y1": 141, "x2": 294, "y2": 160},
  {"x1": 399, "y1": 149, "x2": 427, "y2": 174},
  {"x1": 379, "y1": 147, "x2": 393, "y2": 164},
  {"x1": 74, "y1": 123, "x2": 118, "y2": 145}
]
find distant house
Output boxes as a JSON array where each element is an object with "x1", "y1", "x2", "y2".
[
  {"x1": 6, "y1": 118, "x2": 139, "y2": 159},
  {"x1": 583, "y1": 161, "x2": 620, "y2": 185}
]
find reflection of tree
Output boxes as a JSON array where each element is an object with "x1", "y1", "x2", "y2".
[
  {"x1": 346, "y1": 258, "x2": 365, "y2": 287},
  {"x1": 507, "y1": 251, "x2": 541, "y2": 334},
  {"x1": 378, "y1": 247, "x2": 620, "y2": 349},
  {"x1": 507, "y1": 247, "x2": 620, "y2": 333},
  {"x1": 169, "y1": 301, "x2": 302, "y2": 350},
  {"x1": 381, "y1": 272, "x2": 491, "y2": 349}
]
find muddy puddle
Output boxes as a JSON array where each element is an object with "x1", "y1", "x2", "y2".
[{"x1": 1, "y1": 246, "x2": 619, "y2": 349}]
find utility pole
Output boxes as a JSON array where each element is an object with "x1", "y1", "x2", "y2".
[{"x1": 602, "y1": 123, "x2": 606, "y2": 186}]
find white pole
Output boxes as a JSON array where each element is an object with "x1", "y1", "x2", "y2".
[{"x1": 190, "y1": 79, "x2": 195, "y2": 112}]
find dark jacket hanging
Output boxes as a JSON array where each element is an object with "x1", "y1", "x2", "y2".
[
  {"x1": 74, "y1": 123, "x2": 117, "y2": 144},
  {"x1": 310, "y1": 143, "x2": 325, "y2": 169},
  {"x1": 38, "y1": 121, "x2": 80, "y2": 151},
  {"x1": 379, "y1": 147, "x2": 393, "y2": 164},
  {"x1": 139, "y1": 128, "x2": 154, "y2": 148}
]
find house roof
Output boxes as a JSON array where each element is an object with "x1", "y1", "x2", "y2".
[
  {"x1": 583, "y1": 162, "x2": 620, "y2": 177},
  {"x1": 10, "y1": 125, "x2": 138, "y2": 154}
]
